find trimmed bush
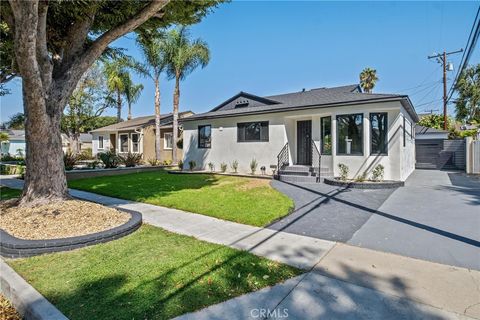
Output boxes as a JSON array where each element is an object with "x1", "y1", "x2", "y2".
[
  {"x1": 338, "y1": 163, "x2": 349, "y2": 181},
  {"x1": 98, "y1": 151, "x2": 121, "y2": 168},
  {"x1": 120, "y1": 152, "x2": 143, "y2": 167}
]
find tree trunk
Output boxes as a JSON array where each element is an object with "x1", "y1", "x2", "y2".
[
  {"x1": 154, "y1": 77, "x2": 161, "y2": 161},
  {"x1": 116, "y1": 89, "x2": 122, "y2": 122},
  {"x1": 128, "y1": 102, "x2": 132, "y2": 120},
  {"x1": 172, "y1": 75, "x2": 180, "y2": 164},
  {"x1": 70, "y1": 132, "x2": 81, "y2": 154}
]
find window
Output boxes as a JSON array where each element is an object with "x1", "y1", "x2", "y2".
[
  {"x1": 198, "y1": 125, "x2": 211, "y2": 148},
  {"x1": 98, "y1": 136, "x2": 104, "y2": 149},
  {"x1": 119, "y1": 134, "x2": 128, "y2": 153},
  {"x1": 336, "y1": 114, "x2": 363, "y2": 155},
  {"x1": 237, "y1": 122, "x2": 269, "y2": 142},
  {"x1": 164, "y1": 132, "x2": 173, "y2": 149},
  {"x1": 320, "y1": 116, "x2": 332, "y2": 155},
  {"x1": 131, "y1": 133, "x2": 140, "y2": 153},
  {"x1": 370, "y1": 113, "x2": 388, "y2": 155}
]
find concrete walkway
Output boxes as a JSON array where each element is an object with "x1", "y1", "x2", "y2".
[{"x1": 2, "y1": 177, "x2": 479, "y2": 319}]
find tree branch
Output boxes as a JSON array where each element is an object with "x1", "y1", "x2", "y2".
[{"x1": 36, "y1": 0, "x2": 53, "y2": 91}]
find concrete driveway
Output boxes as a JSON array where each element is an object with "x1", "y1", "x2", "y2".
[{"x1": 270, "y1": 170, "x2": 480, "y2": 270}]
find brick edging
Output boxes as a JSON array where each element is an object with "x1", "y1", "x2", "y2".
[
  {"x1": 323, "y1": 177, "x2": 404, "y2": 189},
  {"x1": 0, "y1": 209, "x2": 142, "y2": 258},
  {"x1": 0, "y1": 258, "x2": 68, "y2": 320}
]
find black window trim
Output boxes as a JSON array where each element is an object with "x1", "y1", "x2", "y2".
[
  {"x1": 320, "y1": 116, "x2": 332, "y2": 155},
  {"x1": 198, "y1": 124, "x2": 211, "y2": 149},
  {"x1": 237, "y1": 121, "x2": 269, "y2": 142},
  {"x1": 369, "y1": 112, "x2": 389, "y2": 156},
  {"x1": 336, "y1": 113, "x2": 364, "y2": 156}
]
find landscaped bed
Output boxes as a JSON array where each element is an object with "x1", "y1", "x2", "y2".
[
  {"x1": 8, "y1": 225, "x2": 301, "y2": 320},
  {"x1": 0, "y1": 294, "x2": 21, "y2": 320},
  {"x1": 69, "y1": 170, "x2": 294, "y2": 226}
]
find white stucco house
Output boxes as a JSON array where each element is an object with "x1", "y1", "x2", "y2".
[{"x1": 181, "y1": 84, "x2": 418, "y2": 182}]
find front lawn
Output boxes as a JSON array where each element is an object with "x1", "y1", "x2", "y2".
[
  {"x1": 9, "y1": 225, "x2": 301, "y2": 320},
  {"x1": 69, "y1": 171, "x2": 293, "y2": 226},
  {"x1": 0, "y1": 186, "x2": 21, "y2": 200}
]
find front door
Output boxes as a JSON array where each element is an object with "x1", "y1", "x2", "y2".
[{"x1": 297, "y1": 120, "x2": 312, "y2": 165}]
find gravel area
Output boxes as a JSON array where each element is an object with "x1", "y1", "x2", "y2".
[
  {"x1": 0, "y1": 199, "x2": 130, "y2": 240},
  {"x1": 0, "y1": 294, "x2": 21, "y2": 320}
]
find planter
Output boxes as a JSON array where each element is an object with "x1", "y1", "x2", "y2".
[
  {"x1": 0, "y1": 209, "x2": 142, "y2": 258},
  {"x1": 323, "y1": 177, "x2": 404, "y2": 189}
]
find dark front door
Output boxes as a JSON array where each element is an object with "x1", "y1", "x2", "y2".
[{"x1": 297, "y1": 120, "x2": 312, "y2": 165}]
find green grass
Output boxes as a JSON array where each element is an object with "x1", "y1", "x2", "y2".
[
  {"x1": 69, "y1": 171, "x2": 294, "y2": 226},
  {"x1": 0, "y1": 186, "x2": 21, "y2": 200},
  {"x1": 9, "y1": 225, "x2": 302, "y2": 320}
]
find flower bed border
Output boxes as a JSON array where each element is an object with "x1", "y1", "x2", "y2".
[
  {"x1": 323, "y1": 177, "x2": 404, "y2": 189},
  {"x1": 0, "y1": 209, "x2": 142, "y2": 258}
]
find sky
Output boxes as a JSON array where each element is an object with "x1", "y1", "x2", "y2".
[{"x1": 1, "y1": 1, "x2": 479, "y2": 122}]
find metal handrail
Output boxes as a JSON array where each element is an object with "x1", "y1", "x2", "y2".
[
  {"x1": 311, "y1": 139, "x2": 321, "y2": 182},
  {"x1": 276, "y1": 142, "x2": 289, "y2": 177}
]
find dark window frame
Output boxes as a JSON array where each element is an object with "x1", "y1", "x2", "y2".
[
  {"x1": 198, "y1": 125, "x2": 212, "y2": 149},
  {"x1": 320, "y1": 116, "x2": 332, "y2": 155},
  {"x1": 336, "y1": 113, "x2": 364, "y2": 156},
  {"x1": 237, "y1": 121, "x2": 269, "y2": 142},
  {"x1": 370, "y1": 112, "x2": 389, "y2": 155}
]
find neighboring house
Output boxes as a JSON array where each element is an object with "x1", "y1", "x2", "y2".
[
  {"x1": 182, "y1": 84, "x2": 418, "y2": 181},
  {"x1": 62, "y1": 133, "x2": 93, "y2": 153},
  {"x1": 0, "y1": 129, "x2": 26, "y2": 156},
  {"x1": 414, "y1": 125, "x2": 449, "y2": 140},
  {"x1": 90, "y1": 111, "x2": 194, "y2": 161}
]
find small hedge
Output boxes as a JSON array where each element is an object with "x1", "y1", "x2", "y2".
[{"x1": 0, "y1": 164, "x2": 25, "y2": 175}]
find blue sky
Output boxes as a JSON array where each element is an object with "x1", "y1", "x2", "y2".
[{"x1": 1, "y1": 1, "x2": 478, "y2": 122}]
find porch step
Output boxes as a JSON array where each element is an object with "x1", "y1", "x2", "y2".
[
  {"x1": 279, "y1": 175, "x2": 319, "y2": 183},
  {"x1": 280, "y1": 165, "x2": 312, "y2": 173}
]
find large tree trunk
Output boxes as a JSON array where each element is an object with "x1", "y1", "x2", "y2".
[
  {"x1": 69, "y1": 132, "x2": 81, "y2": 154},
  {"x1": 172, "y1": 75, "x2": 180, "y2": 164},
  {"x1": 116, "y1": 89, "x2": 122, "y2": 122},
  {"x1": 154, "y1": 77, "x2": 161, "y2": 161}
]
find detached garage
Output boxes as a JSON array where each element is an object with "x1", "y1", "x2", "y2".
[{"x1": 415, "y1": 125, "x2": 465, "y2": 170}]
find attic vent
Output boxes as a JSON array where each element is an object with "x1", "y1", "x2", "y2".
[{"x1": 235, "y1": 99, "x2": 249, "y2": 107}]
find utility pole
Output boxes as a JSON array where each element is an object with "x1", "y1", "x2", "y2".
[{"x1": 427, "y1": 49, "x2": 463, "y2": 130}]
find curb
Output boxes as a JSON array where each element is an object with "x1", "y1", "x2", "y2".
[
  {"x1": 0, "y1": 258, "x2": 68, "y2": 320},
  {"x1": 1, "y1": 209, "x2": 142, "y2": 258},
  {"x1": 323, "y1": 177, "x2": 404, "y2": 189}
]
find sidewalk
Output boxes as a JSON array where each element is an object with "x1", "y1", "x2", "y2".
[{"x1": 2, "y1": 177, "x2": 479, "y2": 319}]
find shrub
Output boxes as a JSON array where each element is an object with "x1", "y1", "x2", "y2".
[
  {"x1": 98, "y1": 151, "x2": 120, "y2": 168},
  {"x1": 0, "y1": 164, "x2": 25, "y2": 175},
  {"x1": 0, "y1": 154, "x2": 24, "y2": 162},
  {"x1": 147, "y1": 158, "x2": 160, "y2": 166},
  {"x1": 208, "y1": 162, "x2": 215, "y2": 172},
  {"x1": 63, "y1": 151, "x2": 78, "y2": 171},
  {"x1": 163, "y1": 159, "x2": 172, "y2": 166},
  {"x1": 220, "y1": 162, "x2": 227, "y2": 173},
  {"x1": 188, "y1": 160, "x2": 196, "y2": 171},
  {"x1": 77, "y1": 148, "x2": 93, "y2": 160},
  {"x1": 338, "y1": 163, "x2": 349, "y2": 181},
  {"x1": 120, "y1": 152, "x2": 143, "y2": 167},
  {"x1": 372, "y1": 164, "x2": 385, "y2": 181},
  {"x1": 355, "y1": 171, "x2": 367, "y2": 182},
  {"x1": 231, "y1": 160, "x2": 238, "y2": 173},
  {"x1": 250, "y1": 158, "x2": 258, "y2": 175},
  {"x1": 87, "y1": 160, "x2": 101, "y2": 169},
  {"x1": 178, "y1": 160, "x2": 184, "y2": 170}
]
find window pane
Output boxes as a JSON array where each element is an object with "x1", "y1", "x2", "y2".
[
  {"x1": 336, "y1": 114, "x2": 363, "y2": 155},
  {"x1": 120, "y1": 135, "x2": 128, "y2": 152},
  {"x1": 98, "y1": 136, "x2": 104, "y2": 149},
  {"x1": 370, "y1": 113, "x2": 388, "y2": 154},
  {"x1": 321, "y1": 116, "x2": 332, "y2": 155},
  {"x1": 245, "y1": 123, "x2": 261, "y2": 140},
  {"x1": 165, "y1": 133, "x2": 173, "y2": 149},
  {"x1": 237, "y1": 122, "x2": 269, "y2": 142},
  {"x1": 198, "y1": 125, "x2": 211, "y2": 148},
  {"x1": 131, "y1": 134, "x2": 139, "y2": 153}
]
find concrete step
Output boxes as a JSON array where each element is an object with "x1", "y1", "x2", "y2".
[
  {"x1": 279, "y1": 175, "x2": 319, "y2": 183},
  {"x1": 281, "y1": 165, "x2": 312, "y2": 173},
  {"x1": 278, "y1": 170, "x2": 311, "y2": 176}
]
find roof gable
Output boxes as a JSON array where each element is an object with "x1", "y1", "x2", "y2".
[{"x1": 210, "y1": 92, "x2": 280, "y2": 112}]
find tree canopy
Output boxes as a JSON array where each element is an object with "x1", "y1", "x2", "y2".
[
  {"x1": 5, "y1": 113, "x2": 26, "y2": 129},
  {"x1": 455, "y1": 64, "x2": 480, "y2": 123}
]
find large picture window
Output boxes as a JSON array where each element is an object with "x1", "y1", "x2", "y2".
[
  {"x1": 131, "y1": 133, "x2": 140, "y2": 153},
  {"x1": 320, "y1": 116, "x2": 332, "y2": 155},
  {"x1": 119, "y1": 134, "x2": 128, "y2": 153},
  {"x1": 198, "y1": 125, "x2": 211, "y2": 148},
  {"x1": 370, "y1": 113, "x2": 388, "y2": 155},
  {"x1": 237, "y1": 122, "x2": 269, "y2": 142},
  {"x1": 336, "y1": 114, "x2": 363, "y2": 155}
]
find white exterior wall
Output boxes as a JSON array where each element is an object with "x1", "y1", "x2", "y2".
[
  {"x1": 91, "y1": 132, "x2": 110, "y2": 156},
  {"x1": 7, "y1": 140, "x2": 26, "y2": 156},
  {"x1": 400, "y1": 106, "x2": 416, "y2": 181},
  {"x1": 183, "y1": 101, "x2": 416, "y2": 181}
]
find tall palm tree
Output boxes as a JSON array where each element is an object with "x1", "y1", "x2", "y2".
[
  {"x1": 124, "y1": 80, "x2": 144, "y2": 120},
  {"x1": 136, "y1": 30, "x2": 167, "y2": 161},
  {"x1": 359, "y1": 67, "x2": 378, "y2": 93},
  {"x1": 164, "y1": 26, "x2": 210, "y2": 164},
  {"x1": 103, "y1": 58, "x2": 132, "y2": 122}
]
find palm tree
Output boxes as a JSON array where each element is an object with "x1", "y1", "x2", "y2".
[
  {"x1": 136, "y1": 29, "x2": 168, "y2": 161},
  {"x1": 124, "y1": 80, "x2": 144, "y2": 120},
  {"x1": 359, "y1": 67, "x2": 378, "y2": 93},
  {"x1": 103, "y1": 58, "x2": 133, "y2": 122},
  {"x1": 164, "y1": 26, "x2": 210, "y2": 164}
]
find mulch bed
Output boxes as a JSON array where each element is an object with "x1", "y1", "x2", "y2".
[
  {"x1": 0, "y1": 199, "x2": 130, "y2": 240},
  {"x1": 0, "y1": 294, "x2": 21, "y2": 320}
]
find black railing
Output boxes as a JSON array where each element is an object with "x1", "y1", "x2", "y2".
[
  {"x1": 311, "y1": 139, "x2": 321, "y2": 182},
  {"x1": 276, "y1": 142, "x2": 289, "y2": 177}
]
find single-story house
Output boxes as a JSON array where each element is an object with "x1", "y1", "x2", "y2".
[
  {"x1": 0, "y1": 129, "x2": 26, "y2": 156},
  {"x1": 91, "y1": 111, "x2": 194, "y2": 161},
  {"x1": 181, "y1": 84, "x2": 418, "y2": 181}
]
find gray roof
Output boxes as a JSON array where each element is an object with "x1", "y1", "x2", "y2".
[
  {"x1": 0, "y1": 129, "x2": 26, "y2": 141},
  {"x1": 183, "y1": 84, "x2": 418, "y2": 122},
  {"x1": 415, "y1": 125, "x2": 449, "y2": 135},
  {"x1": 90, "y1": 111, "x2": 194, "y2": 132}
]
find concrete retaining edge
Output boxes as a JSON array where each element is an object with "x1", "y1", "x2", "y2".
[
  {"x1": 0, "y1": 258, "x2": 68, "y2": 320},
  {"x1": 323, "y1": 177, "x2": 404, "y2": 189},
  {"x1": 0, "y1": 209, "x2": 142, "y2": 258}
]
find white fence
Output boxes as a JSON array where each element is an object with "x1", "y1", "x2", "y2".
[{"x1": 466, "y1": 137, "x2": 480, "y2": 174}]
